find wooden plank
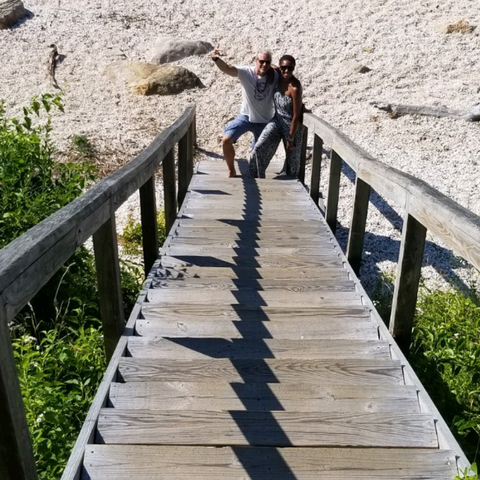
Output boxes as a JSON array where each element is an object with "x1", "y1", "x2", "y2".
[
  {"x1": 175, "y1": 218, "x2": 325, "y2": 228},
  {"x1": 135, "y1": 317, "x2": 378, "y2": 340},
  {"x1": 181, "y1": 213, "x2": 321, "y2": 221},
  {"x1": 150, "y1": 277, "x2": 355, "y2": 292},
  {"x1": 310, "y1": 133, "x2": 323, "y2": 205},
  {"x1": 117, "y1": 358, "x2": 404, "y2": 385},
  {"x1": 160, "y1": 254, "x2": 344, "y2": 269},
  {"x1": 139, "y1": 176, "x2": 158, "y2": 275},
  {"x1": 298, "y1": 126, "x2": 308, "y2": 184},
  {"x1": 0, "y1": 304, "x2": 38, "y2": 480},
  {"x1": 346, "y1": 177, "x2": 371, "y2": 274},
  {"x1": 326, "y1": 150, "x2": 342, "y2": 233},
  {"x1": 83, "y1": 445, "x2": 457, "y2": 480},
  {"x1": 164, "y1": 246, "x2": 338, "y2": 257},
  {"x1": 93, "y1": 215, "x2": 125, "y2": 361},
  {"x1": 389, "y1": 212, "x2": 427, "y2": 352},
  {"x1": 155, "y1": 265, "x2": 349, "y2": 279},
  {"x1": 126, "y1": 338, "x2": 390, "y2": 360},
  {"x1": 96, "y1": 409, "x2": 437, "y2": 448},
  {"x1": 108, "y1": 381, "x2": 419, "y2": 412},
  {"x1": 140, "y1": 304, "x2": 370, "y2": 322},
  {"x1": 170, "y1": 234, "x2": 333, "y2": 246},
  {"x1": 146, "y1": 288, "x2": 362, "y2": 307},
  {"x1": 162, "y1": 148, "x2": 177, "y2": 234}
]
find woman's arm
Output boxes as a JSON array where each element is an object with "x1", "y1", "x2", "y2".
[{"x1": 286, "y1": 81, "x2": 303, "y2": 149}]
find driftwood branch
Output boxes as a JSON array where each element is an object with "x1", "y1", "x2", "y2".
[
  {"x1": 371, "y1": 101, "x2": 480, "y2": 122},
  {"x1": 47, "y1": 44, "x2": 60, "y2": 89}
]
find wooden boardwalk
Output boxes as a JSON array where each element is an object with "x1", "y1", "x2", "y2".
[{"x1": 82, "y1": 159, "x2": 457, "y2": 479}]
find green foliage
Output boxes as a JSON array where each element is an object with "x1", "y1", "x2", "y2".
[
  {"x1": 370, "y1": 271, "x2": 395, "y2": 325},
  {"x1": 13, "y1": 314, "x2": 105, "y2": 480},
  {"x1": 454, "y1": 463, "x2": 478, "y2": 480},
  {"x1": 0, "y1": 94, "x2": 96, "y2": 248},
  {"x1": 71, "y1": 134, "x2": 95, "y2": 159},
  {"x1": 410, "y1": 287, "x2": 480, "y2": 461},
  {"x1": 119, "y1": 210, "x2": 167, "y2": 256}
]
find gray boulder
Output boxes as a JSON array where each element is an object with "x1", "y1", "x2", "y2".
[
  {"x1": 0, "y1": 0, "x2": 27, "y2": 29},
  {"x1": 150, "y1": 37, "x2": 213, "y2": 64},
  {"x1": 106, "y1": 60, "x2": 204, "y2": 96}
]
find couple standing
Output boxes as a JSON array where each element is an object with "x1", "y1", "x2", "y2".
[{"x1": 211, "y1": 48, "x2": 304, "y2": 179}]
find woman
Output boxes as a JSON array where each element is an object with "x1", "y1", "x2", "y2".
[{"x1": 248, "y1": 54, "x2": 304, "y2": 178}]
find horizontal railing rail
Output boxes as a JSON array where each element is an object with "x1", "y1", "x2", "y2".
[
  {"x1": 300, "y1": 111, "x2": 477, "y2": 471},
  {"x1": 0, "y1": 105, "x2": 196, "y2": 480}
]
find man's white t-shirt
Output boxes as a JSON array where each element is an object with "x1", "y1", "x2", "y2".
[{"x1": 236, "y1": 66, "x2": 278, "y2": 123}]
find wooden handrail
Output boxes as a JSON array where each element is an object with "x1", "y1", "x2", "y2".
[{"x1": 0, "y1": 105, "x2": 196, "y2": 480}]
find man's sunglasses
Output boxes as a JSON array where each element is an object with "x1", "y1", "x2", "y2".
[
  {"x1": 257, "y1": 59, "x2": 271, "y2": 65},
  {"x1": 280, "y1": 65, "x2": 294, "y2": 72}
]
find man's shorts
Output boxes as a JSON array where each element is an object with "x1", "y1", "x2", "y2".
[{"x1": 224, "y1": 115, "x2": 268, "y2": 145}]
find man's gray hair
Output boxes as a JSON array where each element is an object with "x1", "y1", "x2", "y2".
[{"x1": 257, "y1": 50, "x2": 272, "y2": 61}]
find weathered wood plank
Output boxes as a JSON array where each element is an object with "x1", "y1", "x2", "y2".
[
  {"x1": 139, "y1": 176, "x2": 158, "y2": 275},
  {"x1": 96, "y1": 409, "x2": 437, "y2": 448},
  {"x1": 160, "y1": 254, "x2": 344, "y2": 270},
  {"x1": 326, "y1": 150, "x2": 342, "y2": 233},
  {"x1": 162, "y1": 148, "x2": 177, "y2": 234},
  {"x1": 146, "y1": 288, "x2": 362, "y2": 306},
  {"x1": 108, "y1": 381, "x2": 419, "y2": 412},
  {"x1": 310, "y1": 133, "x2": 323, "y2": 205},
  {"x1": 164, "y1": 246, "x2": 338, "y2": 257},
  {"x1": 154, "y1": 265, "x2": 349, "y2": 279},
  {"x1": 117, "y1": 358, "x2": 404, "y2": 385},
  {"x1": 150, "y1": 277, "x2": 355, "y2": 292},
  {"x1": 126, "y1": 338, "x2": 390, "y2": 360},
  {"x1": 135, "y1": 317, "x2": 378, "y2": 340},
  {"x1": 83, "y1": 445, "x2": 457, "y2": 480},
  {"x1": 140, "y1": 304, "x2": 370, "y2": 322}
]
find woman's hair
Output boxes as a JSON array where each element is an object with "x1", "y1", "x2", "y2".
[{"x1": 279, "y1": 54, "x2": 296, "y2": 66}]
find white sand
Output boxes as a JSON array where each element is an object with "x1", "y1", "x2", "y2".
[{"x1": 1, "y1": 0, "x2": 479, "y2": 293}]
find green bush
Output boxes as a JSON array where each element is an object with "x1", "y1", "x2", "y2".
[
  {"x1": 410, "y1": 287, "x2": 480, "y2": 461},
  {"x1": 0, "y1": 94, "x2": 96, "y2": 248},
  {"x1": 119, "y1": 210, "x2": 167, "y2": 256}
]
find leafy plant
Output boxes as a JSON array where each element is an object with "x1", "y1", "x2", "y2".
[
  {"x1": 410, "y1": 287, "x2": 480, "y2": 461},
  {"x1": 0, "y1": 94, "x2": 96, "y2": 248},
  {"x1": 454, "y1": 463, "x2": 478, "y2": 480},
  {"x1": 71, "y1": 134, "x2": 95, "y2": 159},
  {"x1": 119, "y1": 210, "x2": 167, "y2": 256}
]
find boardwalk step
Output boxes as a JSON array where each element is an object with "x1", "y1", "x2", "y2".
[
  {"x1": 164, "y1": 246, "x2": 338, "y2": 256},
  {"x1": 117, "y1": 358, "x2": 404, "y2": 385},
  {"x1": 135, "y1": 317, "x2": 378, "y2": 340},
  {"x1": 108, "y1": 381, "x2": 419, "y2": 412},
  {"x1": 96, "y1": 410, "x2": 438, "y2": 448},
  {"x1": 146, "y1": 288, "x2": 362, "y2": 306},
  {"x1": 150, "y1": 277, "x2": 356, "y2": 292},
  {"x1": 83, "y1": 445, "x2": 456, "y2": 480},
  {"x1": 126, "y1": 338, "x2": 390, "y2": 360}
]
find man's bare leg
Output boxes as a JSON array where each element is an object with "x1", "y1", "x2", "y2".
[{"x1": 222, "y1": 136, "x2": 237, "y2": 177}]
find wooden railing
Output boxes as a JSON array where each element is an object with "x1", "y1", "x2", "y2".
[
  {"x1": 299, "y1": 112, "x2": 478, "y2": 469},
  {"x1": 0, "y1": 105, "x2": 196, "y2": 480}
]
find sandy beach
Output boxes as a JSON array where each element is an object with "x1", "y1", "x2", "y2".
[{"x1": 1, "y1": 0, "x2": 479, "y2": 293}]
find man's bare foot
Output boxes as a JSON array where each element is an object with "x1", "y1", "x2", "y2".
[{"x1": 227, "y1": 169, "x2": 237, "y2": 178}]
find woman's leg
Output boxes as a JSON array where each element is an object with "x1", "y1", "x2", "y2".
[
  {"x1": 284, "y1": 125, "x2": 305, "y2": 177},
  {"x1": 249, "y1": 121, "x2": 282, "y2": 178}
]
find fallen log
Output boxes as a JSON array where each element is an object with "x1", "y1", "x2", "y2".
[{"x1": 371, "y1": 101, "x2": 480, "y2": 122}]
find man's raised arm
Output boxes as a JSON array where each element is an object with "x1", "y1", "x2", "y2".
[{"x1": 211, "y1": 47, "x2": 238, "y2": 77}]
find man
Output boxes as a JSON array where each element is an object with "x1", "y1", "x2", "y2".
[{"x1": 211, "y1": 48, "x2": 278, "y2": 177}]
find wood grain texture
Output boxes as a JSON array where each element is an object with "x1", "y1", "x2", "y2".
[
  {"x1": 134, "y1": 317, "x2": 378, "y2": 340},
  {"x1": 126, "y1": 338, "x2": 390, "y2": 360},
  {"x1": 108, "y1": 381, "x2": 419, "y2": 412},
  {"x1": 83, "y1": 445, "x2": 457, "y2": 480},
  {"x1": 96, "y1": 409, "x2": 438, "y2": 447},
  {"x1": 117, "y1": 358, "x2": 404, "y2": 385}
]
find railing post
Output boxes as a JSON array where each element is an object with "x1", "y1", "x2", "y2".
[
  {"x1": 347, "y1": 177, "x2": 371, "y2": 274},
  {"x1": 178, "y1": 122, "x2": 193, "y2": 207},
  {"x1": 163, "y1": 148, "x2": 177, "y2": 234},
  {"x1": 389, "y1": 212, "x2": 427, "y2": 352},
  {"x1": 93, "y1": 213, "x2": 125, "y2": 362},
  {"x1": 0, "y1": 304, "x2": 38, "y2": 480},
  {"x1": 326, "y1": 150, "x2": 342, "y2": 233},
  {"x1": 298, "y1": 126, "x2": 308, "y2": 185},
  {"x1": 187, "y1": 118, "x2": 195, "y2": 184},
  {"x1": 310, "y1": 133, "x2": 323, "y2": 206},
  {"x1": 140, "y1": 176, "x2": 158, "y2": 275}
]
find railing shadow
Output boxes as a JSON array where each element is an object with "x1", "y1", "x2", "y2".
[
  {"x1": 336, "y1": 160, "x2": 472, "y2": 292},
  {"x1": 164, "y1": 157, "x2": 299, "y2": 478}
]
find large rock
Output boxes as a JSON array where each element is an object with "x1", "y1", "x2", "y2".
[
  {"x1": 0, "y1": 0, "x2": 27, "y2": 29},
  {"x1": 106, "y1": 60, "x2": 204, "y2": 96},
  {"x1": 150, "y1": 37, "x2": 213, "y2": 64}
]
